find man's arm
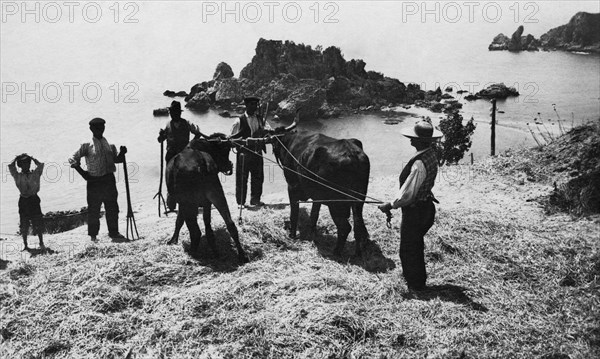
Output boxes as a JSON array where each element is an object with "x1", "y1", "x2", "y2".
[
  {"x1": 379, "y1": 160, "x2": 427, "y2": 213},
  {"x1": 158, "y1": 123, "x2": 168, "y2": 143},
  {"x1": 114, "y1": 145, "x2": 127, "y2": 164},
  {"x1": 32, "y1": 157, "x2": 44, "y2": 175},
  {"x1": 69, "y1": 144, "x2": 90, "y2": 180},
  {"x1": 230, "y1": 118, "x2": 241, "y2": 136},
  {"x1": 392, "y1": 160, "x2": 427, "y2": 209},
  {"x1": 189, "y1": 121, "x2": 201, "y2": 136},
  {"x1": 8, "y1": 156, "x2": 18, "y2": 178}
]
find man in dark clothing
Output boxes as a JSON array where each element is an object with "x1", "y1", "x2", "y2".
[
  {"x1": 8, "y1": 154, "x2": 45, "y2": 250},
  {"x1": 70, "y1": 117, "x2": 128, "y2": 241},
  {"x1": 230, "y1": 96, "x2": 272, "y2": 207},
  {"x1": 157, "y1": 101, "x2": 201, "y2": 211},
  {"x1": 378, "y1": 119, "x2": 442, "y2": 291}
]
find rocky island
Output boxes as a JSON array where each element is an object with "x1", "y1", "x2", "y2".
[
  {"x1": 489, "y1": 12, "x2": 600, "y2": 53},
  {"x1": 165, "y1": 38, "x2": 466, "y2": 120}
]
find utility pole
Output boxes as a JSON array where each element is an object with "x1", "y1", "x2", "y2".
[{"x1": 491, "y1": 99, "x2": 496, "y2": 156}]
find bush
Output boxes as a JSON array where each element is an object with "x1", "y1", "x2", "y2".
[{"x1": 434, "y1": 112, "x2": 476, "y2": 165}]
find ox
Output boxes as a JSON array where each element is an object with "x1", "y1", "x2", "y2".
[
  {"x1": 272, "y1": 128, "x2": 371, "y2": 257},
  {"x1": 166, "y1": 133, "x2": 248, "y2": 263}
]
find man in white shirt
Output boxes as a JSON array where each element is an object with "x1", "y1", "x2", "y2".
[
  {"x1": 379, "y1": 119, "x2": 442, "y2": 291},
  {"x1": 70, "y1": 118, "x2": 128, "y2": 241},
  {"x1": 230, "y1": 96, "x2": 272, "y2": 207}
]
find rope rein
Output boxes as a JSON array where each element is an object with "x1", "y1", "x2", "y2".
[
  {"x1": 230, "y1": 140, "x2": 385, "y2": 206},
  {"x1": 272, "y1": 136, "x2": 386, "y2": 204}
]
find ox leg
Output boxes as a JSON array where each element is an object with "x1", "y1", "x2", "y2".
[
  {"x1": 202, "y1": 203, "x2": 218, "y2": 257},
  {"x1": 167, "y1": 211, "x2": 185, "y2": 245},
  {"x1": 288, "y1": 187, "x2": 300, "y2": 238},
  {"x1": 208, "y1": 187, "x2": 249, "y2": 263},
  {"x1": 180, "y1": 203, "x2": 202, "y2": 252},
  {"x1": 330, "y1": 205, "x2": 352, "y2": 257},
  {"x1": 309, "y1": 203, "x2": 321, "y2": 234},
  {"x1": 352, "y1": 203, "x2": 369, "y2": 257}
]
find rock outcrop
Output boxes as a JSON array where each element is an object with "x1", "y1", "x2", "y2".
[
  {"x1": 540, "y1": 12, "x2": 600, "y2": 53},
  {"x1": 489, "y1": 26, "x2": 540, "y2": 51},
  {"x1": 178, "y1": 38, "x2": 430, "y2": 119},
  {"x1": 476, "y1": 83, "x2": 519, "y2": 100},
  {"x1": 489, "y1": 12, "x2": 600, "y2": 53},
  {"x1": 213, "y1": 62, "x2": 234, "y2": 81}
]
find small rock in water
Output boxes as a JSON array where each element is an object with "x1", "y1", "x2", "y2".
[{"x1": 153, "y1": 108, "x2": 169, "y2": 117}]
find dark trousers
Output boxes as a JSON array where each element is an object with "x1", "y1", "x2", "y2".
[
  {"x1": 165, "y1": 150, "x2": 178, "y2": 210},
  {"x1": 235, "y1": 152, "x2": 264, "y2": 205},
  {"x1": 18, "y1": 195, "x2": 44, "y2": 236},
  {"x1": 87, "y1": 173, "x2": 119, "y2": 236},
  {"x1": 400, "y1": 201, "x2": 436, "y2": 289}
]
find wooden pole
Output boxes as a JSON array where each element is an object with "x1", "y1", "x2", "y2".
[
  {"x1": 123, "y1": 155, "x2": 139, "y2": 240},
  {"x1": 491, "y1": 99, "x2": 496, "y2": 156}
]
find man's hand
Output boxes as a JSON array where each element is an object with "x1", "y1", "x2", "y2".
[
  {"x1": 158, "y1": 129, "x2": 166, "y2": 143},
  {"x1": 120, "y1": 146, "x2": 128, "y2": 155},
  {"x1": 378, "y1": 202, "x2": 393, "y2": 213},
  {"x1": 81, "y1": 170, "x2": 91, "y2": 181}
]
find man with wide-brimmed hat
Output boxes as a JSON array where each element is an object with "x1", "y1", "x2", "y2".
[
  {"x1": 157, "y1": 100, "x2": 201, "y2": 211},
  {"x1": 230, "y1": 96, "x2": 272, "y2": 207},
  {"x1": 8, "y1": 153, "x2": 45, "y2": 250},
  {"x1": 69, "y1": 117, "x2": 128, "y2": 241},
  {"x1": 378, "y1": 118, "x2": 443, "y2": 291}
]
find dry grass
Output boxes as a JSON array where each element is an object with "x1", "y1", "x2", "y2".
[{"x1": 1, "y1": 156, "x2": 599, "y2": 358}]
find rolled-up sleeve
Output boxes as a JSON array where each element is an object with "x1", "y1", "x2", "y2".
[
  {"x1": 69, "y1": 144, "x2": 86, "y2": 166},
  {"x1": 392, "y1": 160, "x2": 427, "y2": 209},
  {"x1": 230, "y1": 119, "x2": 241, "y2": 136}
]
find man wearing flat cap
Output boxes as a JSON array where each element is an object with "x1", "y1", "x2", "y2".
[
  {"x1": 157, "y1": 100, "x2": 201, "y2": 211},
  {"x1": 8, "y1": 153, "x2": 45, "y2": 250},
  {"x1": 230, "y1": 96, "x2": 272, "y2": 207},
  {"x1": 69, "y1": 117, "x2": 128, "y2": 241},
  {"x1": 378, "y1": 118, "x2": 442, "y2": 291}
]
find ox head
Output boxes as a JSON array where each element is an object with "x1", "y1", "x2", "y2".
[
  {"x1": 270, "y1": 109, "x2": 300, "y2": 161},
  {"x1": 188, "y1": 133, "x2": 234, "y2": 175}
]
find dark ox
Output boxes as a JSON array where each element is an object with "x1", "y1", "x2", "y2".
[
  {"x1": 272, "y1": 130, "x2": 371, "y2": 256},
  {"x1": 166, "y1": 133, "x2": 248, "y2": 263}
]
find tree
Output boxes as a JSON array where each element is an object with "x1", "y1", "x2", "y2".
[{"x1": 434, "y1": 112, "x2": 476, "y2": 165}]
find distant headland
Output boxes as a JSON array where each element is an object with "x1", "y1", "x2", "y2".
[{"x1": 488, "y1": 12, "x2": 600, "y2": 53}]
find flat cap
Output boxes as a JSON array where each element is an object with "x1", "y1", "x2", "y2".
[
  {"x1": 244, "y1": 96, "x2": 261, "y2": 104},
  {"x1": 89, "y1": 117, "x2": 106, "y2": 125}
]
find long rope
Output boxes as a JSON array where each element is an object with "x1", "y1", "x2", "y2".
[
  {"x1": 230, "y1": 141, "x2": 384, "y2": 205},
  {"x1": 273, "y1": 136, "x2": 385, "y2": 203}
]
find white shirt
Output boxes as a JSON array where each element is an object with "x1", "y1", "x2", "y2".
[
  {"x1": 69, "y1": 137, "x2": 118, "y2": 177},
  {"x1": 230, "y1": 112, "x2": 272, "y2": 137},
  {"x1": 392, "y1": 149, "x2": 428, "y2": 209}
]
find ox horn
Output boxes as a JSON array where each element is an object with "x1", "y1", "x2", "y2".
[{"x1": 284, "y1": 109, "x2": 300, "y2": 132}]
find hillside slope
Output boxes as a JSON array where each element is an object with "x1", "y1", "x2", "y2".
[{"x1": 1, "y1": 130, "x2": 599, "y2": 358}]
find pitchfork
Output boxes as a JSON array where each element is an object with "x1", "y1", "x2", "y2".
[{"x1": 122, "y1": 154, "x2": 139, "y2": 240}]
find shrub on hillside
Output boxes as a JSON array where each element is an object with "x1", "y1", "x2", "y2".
[{"x1": 434, "y1": 112, "x2": 477, "y2": 165}]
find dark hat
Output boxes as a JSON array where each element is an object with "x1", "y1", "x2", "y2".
[
  {"x1": 168, "y1": 101, "x2": 183, "y2": 113},
  {"x1": 244, "y1": 96, "x2": 261, "y2": 104},
  {"x1": 402, "y1": 119, "x2": 443, "y2": 140},
  {"x1": 89, "y1": 117, "x2": 106, "y2": 126}
]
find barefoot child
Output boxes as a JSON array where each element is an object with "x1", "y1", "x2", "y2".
[{"x1": 8, "y1": 154, "x2": 45, "y2": 250}]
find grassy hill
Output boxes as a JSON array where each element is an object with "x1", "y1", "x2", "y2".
[{"x1": 1, "y1": 126, "x2": 599, "y2": 358}]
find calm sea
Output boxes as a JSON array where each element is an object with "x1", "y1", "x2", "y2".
[{"x1": 1, "y1": 1, "x2": 599, "y2": 234}]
